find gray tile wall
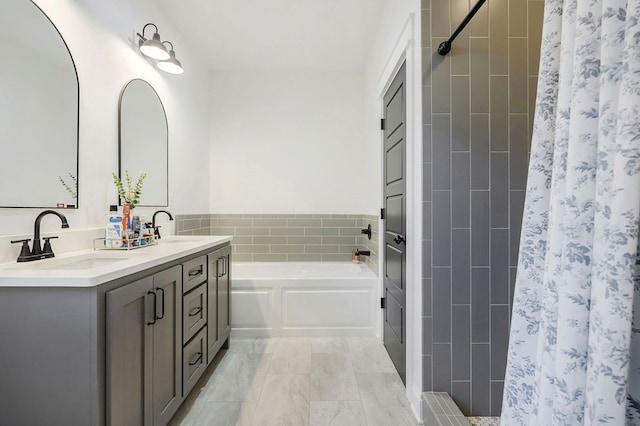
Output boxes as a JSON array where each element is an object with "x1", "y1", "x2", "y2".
[
  {"x1": 175, "y1": 214, "x2": 379, "y2": 273},
  {"x1": 361, "y1": 215, "x2": 379, "y2": 272},
  {"x1": 421, "y1": 0, "x2": 543, "y2": 416},
  {"x1": 175, "y1": 214, "x2": 211, "y2": 235}
]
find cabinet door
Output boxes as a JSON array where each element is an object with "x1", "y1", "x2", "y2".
[
  {"x1": 206, "y1": 245, "x2": 232, "y2": 363},
  {"x1": 218, "y1": 246, "x2": 232, "y2": 343},
  {"x1": 206, "y1": 253, "x2": 219, "y2": 364},
  {"x1": 152, "y1": 266, "x2": 183, "y2": 426},
  {"x1": 106, "y1": 276, "x2": 153, "y2": 426}
]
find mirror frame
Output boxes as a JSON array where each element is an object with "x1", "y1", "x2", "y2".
[
  {"x1": 1, "y1": 0, "x2": 80, "y2": 209},
  {"x1": 117, "y1": 79, "x2": 169, "y2": 207}
]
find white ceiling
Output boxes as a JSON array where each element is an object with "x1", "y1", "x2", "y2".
[{"x1": 156, "y1": 0, "x2": 386, "y2": 71}]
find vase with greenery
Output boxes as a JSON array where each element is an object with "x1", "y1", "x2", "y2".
[{"x1": 112, "y1": 171, "x2": 148, "y2": 209}]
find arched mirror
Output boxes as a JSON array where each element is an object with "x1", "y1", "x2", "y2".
[
  {"x1": 119, "y1": 79, "x2": 168, "y2": 206},
  {"x1": 0, "y1": 0, "x2": 79, "y2": 208}
]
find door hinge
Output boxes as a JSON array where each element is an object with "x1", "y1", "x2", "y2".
[
  {"x1": 380, "y1": 118, "x2": 385, "y2": 130},
  {"x1": 380, "y1": 208, "x2": 385, "y2": 220},
  {"x1": 380, "y1": 297, "x2": 386, "y2": 309}
]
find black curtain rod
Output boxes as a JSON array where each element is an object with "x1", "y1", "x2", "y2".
[{"x1": 437, "y1": 0, "x2": 487, "y2": 56}]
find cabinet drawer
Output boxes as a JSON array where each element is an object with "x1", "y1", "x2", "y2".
[
  {"x1": 183, "y1": 326, "x2": 207, "y2": 397},
  {"x1": 183, "y1": 256, "x2": 206, "y2": 293},
  {"x1": 183, "y1": 283, "x2": 207, "y2": 344}
]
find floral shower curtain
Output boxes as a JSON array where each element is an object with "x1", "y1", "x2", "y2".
[{"x1": 501, "y1": 0, "x2": 640, "y2": 424}]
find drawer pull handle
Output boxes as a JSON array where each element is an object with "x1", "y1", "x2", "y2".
[
  {"x1": 189, "y1": 306, "x2": 202, "y2": 317},
  {"x1": 188, "y1": 266, "x2": 203, "y2": 278},
  {"x1": 189, "y1": 352, "x2": 203, "y2": 366}
]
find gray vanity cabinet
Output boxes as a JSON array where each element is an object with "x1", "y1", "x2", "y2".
[
  {"x1": 207, "y1": 245, "x2": 232, "y2": 363},
  {"x1": 0, "y1": 241, "x2": 231, "y2": 426},
  {"x1": 106, "y1": 265, "x2": 182, "y2": 426}
]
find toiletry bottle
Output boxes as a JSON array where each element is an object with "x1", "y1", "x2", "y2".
[
  {"x1": 139, "y1": 223, "x2": 147, "y2": 245},
  {"x1": 105, "y1": 206, "x2": 123, "y2": 248},
  {"x1": 132, "y1": 216, "x2": 140, "y2": 235},
  {"x1": 143, "y1": 221, "x2": 154, "y2": 243},
  {"x1": 131, "y1": 216, "x2": 141, "y2": 246},
  {"x1": 122, "y1": 203, "x2": 131, "y2": 246}
]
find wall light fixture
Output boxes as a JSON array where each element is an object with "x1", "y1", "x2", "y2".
[
  {"x1": 136, "y1": 23, "x2": 185, "y2": 74},
  {"x1": 136, "y1": 23, "x2": 169, "y2": 60},
  {"x1": 157, "y1": 41, "x2": 184, "y2": 74}
]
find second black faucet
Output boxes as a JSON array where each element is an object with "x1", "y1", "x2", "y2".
[{"x1": 151, "y1": 210, "x2": 173, "y2": 239}]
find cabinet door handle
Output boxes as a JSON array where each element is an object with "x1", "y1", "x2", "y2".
[
  {"x1": 156, "y1": 287, "x2": 165, "y2": 320},
  {"x1": 189, "y1": 352, "x2": 203, "y2": 366},
  {"x1": 218, "y1": 256, "x2": 227, "y2": 277},
  {"x1": 147, "y1": 291, "x2": 157, "y2": 325},
  {"x1": 189, "y1": 306, "x2": 202, "y2": 317},
  {"x1": 188, "y1": 266, "x2": 203, "y2": 278},
  {"x1": 217, "y1": 257, "x2": 224, "y2": 278}
]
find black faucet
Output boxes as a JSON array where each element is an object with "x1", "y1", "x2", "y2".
[
  {"x1": 152, "y1": 210, "x2": 173, "y2": 239},
  {"x1": 355, "y1": 249, "x2": 370, "y2": 257},
  {"x1": 11, "y1": 210, "x2": 69, "y2": 262}
]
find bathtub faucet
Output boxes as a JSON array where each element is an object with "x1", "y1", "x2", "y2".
[{"x1": 355, "y1": 249, "x2": 370, "y2": 257}]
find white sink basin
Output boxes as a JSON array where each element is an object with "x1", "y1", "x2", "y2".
[
  {"x1": 42, "y1": 257, "x2": 128, "y2": 270},
  {"x1": 2, "y1": 252, "x2": 131, "y2": 271}
]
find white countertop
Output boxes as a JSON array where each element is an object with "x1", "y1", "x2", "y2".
[{"x1": 0, "y1": 235, "x2": 232, "y2": 288}]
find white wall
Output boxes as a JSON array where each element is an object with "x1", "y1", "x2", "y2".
[
  {"x1": 0, "y1": 0, "x2": 211, "y2": 240},
  {"x1": 209, "y1": 69, "x2": 374, "y2": 214}
]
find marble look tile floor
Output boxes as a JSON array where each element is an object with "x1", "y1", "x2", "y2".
[{"x1": 169, "y1": 337, "x2": 418, "y2": 426}]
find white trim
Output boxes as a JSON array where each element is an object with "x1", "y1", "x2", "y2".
[
  {"x1": 376, "y1": 15, "x2": 412, "y2": 95},
  {"x1": 376, "y1": 12, "x2": 423, "y2": 421}
]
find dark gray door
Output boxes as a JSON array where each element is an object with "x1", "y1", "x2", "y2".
[{"x1": 382, "y1": 62, "x2": 407, "y2": 383}]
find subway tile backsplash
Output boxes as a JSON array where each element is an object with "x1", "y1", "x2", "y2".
[
  {"x1": 174, "y1": 214, "x2": 211, "y2": 236},
  {"x1": 175, "y1": 213, "x2": 379, "y2": 273}
]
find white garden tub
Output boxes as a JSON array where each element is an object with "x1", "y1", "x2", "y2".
[{"x1": 231, "y1": 262, "x2": 378, "y2": 337}]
